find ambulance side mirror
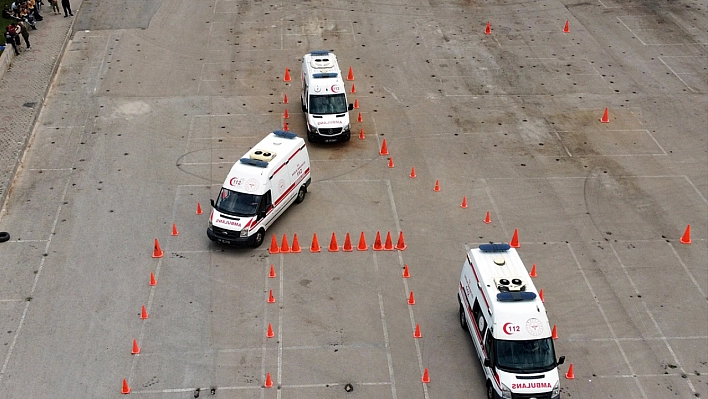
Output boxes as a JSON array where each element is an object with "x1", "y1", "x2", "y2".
[
  {"x1": 348, "y1": 103, "x2": 354, "y2": 111},
  {"x1": 483, "y1": 358, "x2": 491, "y2": 367},
  {"x1": 557, "y1": 356, "x2": 565, "y2": 365},
  {"x1": 210, "y1": 199, "x2": 215, "y2": 208}
]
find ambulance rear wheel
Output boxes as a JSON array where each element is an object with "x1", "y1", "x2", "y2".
[
  {"x1": 459, "y1": 302, "x2": 468, "y2": 331},
  {"x1": 295, "y1": 186, "x2": 307, "y2": 204},
  {"x1": 0, "y1": 232, "x2": 9, "y2": 243},
  {"x1": 251, "y1": 229, "x2": 265, "y2": 248},
  {"x1": 486, "y1": 383, "x2": 494, "y2": 399}
]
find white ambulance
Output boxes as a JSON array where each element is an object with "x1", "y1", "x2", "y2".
[
  {"x1": 458, "y1": 243, "x2": 565, "y2": 399},
  {"x1": 207, "y1": 130, "x2": 311, "y2": 247},
  {"x1": 300, "y1": 50, "x2": 353, "y2": 143}
]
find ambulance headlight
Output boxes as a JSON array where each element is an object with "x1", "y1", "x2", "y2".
[
  {"x1": 500, "y1": 382, "x2": 512, "y2": 399},
  {"x1": 240, "y1": 228, "x2": 249, "y2": 238},
  {"x1": 552, "y1": 381, "x2": 560, "y2": 398},
  {"x1": 343, "y1": 123, "x2": 350, "y2": 133},
  {"x1": 207, "y1": 219, "x2": 212, "y2": 229}
]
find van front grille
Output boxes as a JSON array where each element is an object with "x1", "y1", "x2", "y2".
[{"x1": 318, "y1": 127, "x2": 343, "y2": 136}]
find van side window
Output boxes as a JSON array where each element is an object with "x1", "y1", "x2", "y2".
[
  {"x1": 472, "y1": 300, "x2": 485, "y2": 334},
  {"x1": 258, "y1": 191, "x2": 272, "y2": 219},
  {"x1": 484, "y1": 331, "x2": 495, "y2": 366}
]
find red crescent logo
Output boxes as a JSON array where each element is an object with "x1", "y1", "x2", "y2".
[
  {"x1": 503, "y1": 323, "x2": 513, "y2": 335},
  {"x1": 331, "y1": 84, "x2": 339, "y2": 93},
  {"x1": 229, "y1": 177, "x2": 237, "y2": 186}
]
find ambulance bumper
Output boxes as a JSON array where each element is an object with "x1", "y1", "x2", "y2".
[{"x1": 207, "y1": 226, "x2": 252, "y2": 246}]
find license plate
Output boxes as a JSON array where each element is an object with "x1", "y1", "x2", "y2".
[{"x1": 217, "y1": 238, "x2": 232, "y2": 245}]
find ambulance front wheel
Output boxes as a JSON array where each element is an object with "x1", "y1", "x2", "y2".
[
  {"x1": 251, "y1": 229, "x2": 265, "y2": 248},
  {"x1": 0, "y1": 232, "x2": 9, "y2": 243},
  {"x1": 295, "y1": 186, "x2": 307, "y2": 204},
  {"x1": 459, "y1": 302, "x2": 468, "y2": 331},
  {"x1": 486, "y1": 383, "x2": 495, "y2": 399}
]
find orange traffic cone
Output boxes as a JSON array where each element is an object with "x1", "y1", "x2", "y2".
[
  {"x1": 283, "y1": 93, "x2": 289, "y2": 104},
  {"x1": 359, "y1": 128, "x2": 365, "y2": 139},
  {"x1": 388, "y1": 157, "x2": 395, "y2": 168},
  {"x1": 132, "y1": 339, "x2": 140, "y2": 355},
  {"x1": 269, "y1": 264, "x2": 276, "y2": 278},
  {"x1": 680, "y1": 224, "x2": 691, "y2": 244},
  {"x1": 310, "y1": 233, "x2": 321, "y2": 252},
  {"x1": 343, "y1": 232, "x2": 353, "y2": 252},
  {"x1": 140, "y1": 305, "x2": 148, "y2": 319},
  {"x1": 539, "y1": 289, "x2": 545, "y2": 303},
  {"x1": 601, "y1": 107, "x2": 609, "y2": 123},
  {"x1": 380, "y1": 139, "x2": 389, "y2": 155},
  {"x1": 280, "y1": 234, "x2": 291, "y2": 253},
  {"x1": 267, "y1": 323, "x2": 275, "y2": 338},
  {"x1": 433, "y1": 180, "x2": 440, "y2": 192},
  {"x1": 510, "y1": 228, "x2": 520, "y2": 248},
  {"x1": 530, "y1": 264, "x2": 537, "y2": 277},
  {"x1": 484, "y1": 211, "x2": 491, "y2": 224},
  {"x1": 196, "y1": 202, "x2": 203, "y2": 215},
  {"x1": 354, "y1": 99, "x2": 359, "y2": 109},
  {"x1": 268, "y1": 290, "x2": 276, "y2": 303},
  {"x1": 347, "y1": 66, "x2": 354, "y2": 81},
  {"x1": 563, "y1": 20, "x2": 570, "y2": 33},
  {"x1": 265, "y1": 372, "x2": 273, "y2": 388},
  {"x1": 403, "y1": 264, "x2": 410, "y2": 278},
  {"x1": 357, "y1": 231, "x2": 368, "y2": 251},
  {"x1": 552, "y1": 325, "x2": 558, "y2": 340},
  {"x1": 283, "y1": 121, "x2": 289, "y2": 131},
  {"x1": 384, "y1": 231, "x2": 394, "y2": 250},
  {"x1": 373, "y1": 231, "x2": 384, "y2": 251},
  {"x1": 422, "y1": 368, "x2": 430, "y2": 383},
  {"x1": 283, "y1": 108, "x2": 289, "y2": 119},
  {"x1": 414, "y1": 324, "x2": 422, "y2": 338},
  {"x1": 409, "y1": 166, "x2": 417, "y2": 178},
  {"x1": 565, "y1": 364, "x2": 575, "y2": 379},
  {"x1": 150, "y1": 272, "x2": 157, "y2": 286},
  {"x1": 122, "y1": 379, "x2": 131, "y2": 394},
  {"x1": 461, "y1": 196, "x2": 468, "y2": 209},
  {"x1": 395, "y1": 231, "x2": 407, "y2": 250},
  {"x1": 357, "y1": 112, "x2": 363, "y2": 123},
  {"x1": 328, "y1": 232, "x2": 340, "y2": 252},
  {"x1": 291, "y1": 233, "x2": 301, "y2": 253},
  {"x1": 408, "y1": 291, "x2": 416, "y2": 305},
  {"x1": 485, "y1": 21, "x2": 492, "y2": 34},
  {"x1": 269, "y1": 234, "x2": 280, "y2": 254},
  {"x1": 171, "y1": 223, "x2": 179, "y2": 236},
  {"x1": 152, "y1": 238, "x2": 163, "y2": 258},
  {"x1": 284, "y1": 67, "x2": 291, "y2": 82},
  {"x1": 351, "y1": 83, "x2": 356, "y2": 93}
]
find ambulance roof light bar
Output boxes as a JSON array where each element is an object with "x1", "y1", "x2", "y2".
[
  {"x1": 497, "y1": 292, "x2": 537, "y2": 302},
  {"x1": 479, "y1": 243, "x2": 511, "y2": 252},
  {"x1": 310, "y1": 50, "x2": 330, "y2": 56},
  {"x1": 239, "y1": 158, "x2": 268, "y2": 168},
  {"x1": 312, "y1": 73, "x2": 338, "y2": 79},
  {"x1": 273, "y1": 130, "x2": 297, "y2": 139}
]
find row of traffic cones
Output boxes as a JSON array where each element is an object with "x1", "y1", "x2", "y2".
[
  {"x1": 269, "y1": 231, "x2": 408, "y2": 254},
  {"x1": 483, "y1": 20, "x2": 571, "y2": 35}
]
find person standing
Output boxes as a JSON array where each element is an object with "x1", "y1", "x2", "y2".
[
  {"x1": 16, "y1": 21, "x2": 29, "y2": 49},
  {"x1": 61, "y1": 0, "x2": 72, "y2": 17},
  {"x1": 4, "y1": 25, "x2": 20, "y2": 55},
  {"x1": 49, "y1": 0, "x2": 59, "y2": 15}
]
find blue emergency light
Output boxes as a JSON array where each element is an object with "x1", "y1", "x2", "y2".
[
  {"x1": 312, "y1": 73, "x2": 338, "y2": 79},
  {"x1": 239, "y1": 158, "x2": 268, "y2": 168},
  {"x1": 310, "y1": 50, "x2": 330, "y2": 56},
  {"x1": 273, "y1": 130, "x2": 297, "y2": 139},
  {"x1": 497, "y1": 292, "x2": 537, "y2": 302},
  {"x1": 479, "y1": 243, "x2": 511, "y2": 252}
]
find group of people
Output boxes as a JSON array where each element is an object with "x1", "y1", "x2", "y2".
[{"x1": 2, "y1": 0, "x2": 73, "y2": 56}]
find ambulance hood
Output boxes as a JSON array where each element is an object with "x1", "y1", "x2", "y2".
[
  {"x1": 210, "y1": 210, "x2": 262, "y2": 232},
  {"x1": 496, "y1": 367, "x2": 560, "y2": 396}
]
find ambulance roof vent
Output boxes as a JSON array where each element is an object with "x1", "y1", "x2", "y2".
[
  {"x1": 479, "y1": 243, "x2": 511, "y2": 253},
  {"x1": 495, "y1": 277, "x2": 526, "y2": 292},
  {"x1": 239, "y1": 158, "x2": 268, "y2": 168},
  {"x1": 273, "y1": 130, "x2": 297, "y2": 139},
  {"x1": 310, "y1": 53, "x2": 335, "y2": 69},
  {"x1": 249, "y1": 149, "x2": 276, "y2": 162}
]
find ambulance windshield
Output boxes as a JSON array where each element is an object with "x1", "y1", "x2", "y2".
[
  {"x1": 494, "y1": 338, "x2": 556, "y2": 373},
  {"x1": 215, "y1": 188, "x2": 261, "y2": 217},
  {"x1": 309, "y1": 93, "x2": 348, "y2": 115}
]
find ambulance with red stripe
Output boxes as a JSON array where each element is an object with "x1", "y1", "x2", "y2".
[
  {"x1": 458, "y1": 243, "x2": 565, "y2": 399},
  {"x1": 207, "y1": 130, "x2": 311, "y2": 247}
]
